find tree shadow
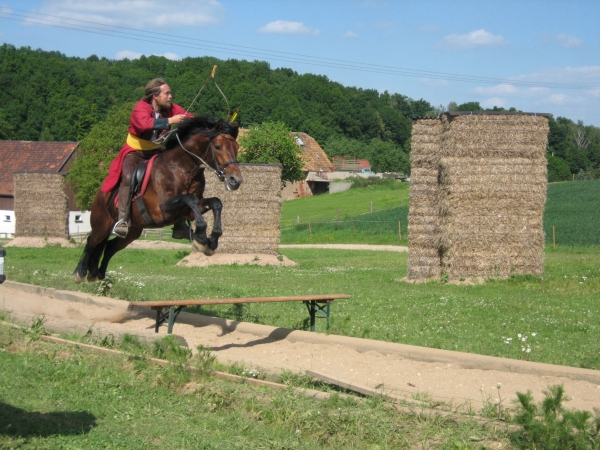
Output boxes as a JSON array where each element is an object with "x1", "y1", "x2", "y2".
[{"x1": 0, "y1": 401, "x2": 96, "y2": 438}]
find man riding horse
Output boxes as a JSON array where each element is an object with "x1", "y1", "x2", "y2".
[{"x1": 101, "y1": 78, "x2": 193, "y2": 238}]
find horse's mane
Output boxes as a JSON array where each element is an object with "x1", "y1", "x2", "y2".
[{"x1": 164, "y1": 115, "x2": 239, "y2": 150}]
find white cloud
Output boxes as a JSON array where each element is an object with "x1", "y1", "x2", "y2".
[
  {"x1": 480, "y1": 97, "x2": 507, "y2": 109},
  {"x1": 259, "y1": 20, "x2": 318, "y2": 35},
  {"x1": 473, "y1": 83, "x2": 518, "y2": 95},
  {"x1": 343, "y1": 31, "x2": 358, "y2": 38},
  {"x1": 115, "y1": 50, "x2": 181, "y2": 61},
  {"x1": 514, "y1": 66, "x2": 600, "y2": 85},
  {"x1": 557, "y1": 33, "x2": 582, "y2": 48},
  {"x1": 438, "y1": 29, "x2": 509, "y2": 50},
  {"x1": 419, "y1": 78, "x2": 449, "y2": 87},
  {"x1": 30, "y1": 0, "x2": 224, "y2": 29},
  {"x1": 540, "y1": 94, "x2": 583, "y2": 105}
]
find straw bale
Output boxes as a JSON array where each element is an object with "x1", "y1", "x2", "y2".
[
  {"x1": 13, "y1": 173, "x2": 69, "y2": 238},
  {"x1": 408, "y1": 113, "x2": 548, "y2": 281},
  {"x1": 202, "y1": 164, "x2": 283, "y2": 255}
]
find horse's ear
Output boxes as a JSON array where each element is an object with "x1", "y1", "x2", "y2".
[{"x1": 230, "y1": 122, "x2": 239, "y2": 139}]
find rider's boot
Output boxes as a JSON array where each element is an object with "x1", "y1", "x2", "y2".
[
  {"x1": 172, "y1": 218, "x2": 190, "y2": 240},
  {"x1": 112, "y1": 184, "x2": 131, "y2": 238}
]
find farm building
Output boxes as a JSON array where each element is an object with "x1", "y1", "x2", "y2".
[
  {"x1": 408, "y1": 112, "x2": 550, "y2": 281},
  {"x1": 0, "y1": 140, "x2": 90, "y2": 238},
  {"x1": 238, "y1": 130, "x2": 335, "y2": 199}
]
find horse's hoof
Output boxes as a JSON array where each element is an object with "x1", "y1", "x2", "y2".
[
  {"x1": 87, "y1": 275, "x2": 99, "y2": 283},
  {"x1": 192, "y1": 240, "x2": 215, "y2": 256},
  {"x1": 73, "y1": 272, "x2": 85, "y2": 284}
]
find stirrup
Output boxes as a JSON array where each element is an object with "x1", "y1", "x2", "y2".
[{"x1": 112, "y1": 220, "x2": 129, "y2": 238}]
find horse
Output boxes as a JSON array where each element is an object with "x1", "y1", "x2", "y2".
[{"x1": 73, "y1": 116, "x2": 242, "y2": 284}]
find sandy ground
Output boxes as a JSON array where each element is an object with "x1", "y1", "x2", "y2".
[{"x1": 1, "y1": 280, "x2": 599, "y2": 413}]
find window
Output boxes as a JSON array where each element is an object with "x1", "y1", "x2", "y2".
[
  {"x1": 3, "y1": 215, "x2": 11, "y2": 222},
  {"x1": 75, "y1": 215, "x2": 83, "y2": 223}
]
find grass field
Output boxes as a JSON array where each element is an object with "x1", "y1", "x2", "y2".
[
  {"x1": 281, "y1": 180, "x2": 599, "y2": 247},
  {"x1": 281, "y1": 182, "x2": 410, "y2": 245},
  {"x1": 3, "y1": 245, "x2": 599, "y2": 371},
  {"x1": 544, "y1": 180, "x2": 600, "y2": 247},
  {"x1": 2, "y1": 325, "x2": 518, "y2": 449}
]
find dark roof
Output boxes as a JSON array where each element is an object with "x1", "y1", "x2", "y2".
[
  {"x1": 294, "y1": 132, "x2": 334, "y2": 172},
  {"x1": 0, "y1": 141, "x2": 79, "y2": 196},
  {"x1": 412, "y1": 111, "x2": 553, "y2": 120}
]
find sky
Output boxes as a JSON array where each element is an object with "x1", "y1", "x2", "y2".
[{"x1": 1, "y1": 0, "x2": 599, "y2": 126}]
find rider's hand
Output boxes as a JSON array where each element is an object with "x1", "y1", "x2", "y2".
[{"x1": 168, "y1": 114, "x2": 187, "y2": 125}]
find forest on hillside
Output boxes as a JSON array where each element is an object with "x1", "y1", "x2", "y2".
[{"x1": 1, "y1": 43, "x2": 599, "y2": 181}]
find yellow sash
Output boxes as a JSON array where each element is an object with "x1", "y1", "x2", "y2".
[{"x1": 126, "y1": 133, "x2": 161, "y2": 150}]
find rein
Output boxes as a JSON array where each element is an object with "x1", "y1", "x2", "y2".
[{"x1": 175, "y1": 133, "x2": 238, "y2": 181}]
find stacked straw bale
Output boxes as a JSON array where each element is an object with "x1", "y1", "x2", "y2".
[
  {"x1": 203, "y1": 164, "x2": 282, "y2": 255},
  {"x1": 13, "y1": 172, "x2": 69, "y2": 238},
  {"x1": 408, "y1": 113, "x2": 549, "y2": 281},
  {"x1": 407, "y1": 119, "x2": 443, "y2": 279}
]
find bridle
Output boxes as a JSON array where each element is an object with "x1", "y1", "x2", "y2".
[{"x1": 176, "y1": 132, "x2": 239, "y2": 181}]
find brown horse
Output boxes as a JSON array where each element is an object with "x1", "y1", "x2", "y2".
[{"x1": 74, "y1": 116, "x2": 242, "y2": 284}]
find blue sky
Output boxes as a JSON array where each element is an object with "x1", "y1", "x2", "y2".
[{"x1": 1, "y1": 0, "x2": 599, "y2": 126}]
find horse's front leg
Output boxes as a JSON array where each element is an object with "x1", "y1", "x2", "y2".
[
  {"x1": 165, "y1": 194, "x2": 214, "y2": 256},
  {"x1": 201, "y1": 197, "x2": 223, "y2": 251}
]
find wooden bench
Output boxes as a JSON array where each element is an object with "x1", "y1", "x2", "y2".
[{"x1": 129, "y1": 294, "x2": 352, "y2": 334}]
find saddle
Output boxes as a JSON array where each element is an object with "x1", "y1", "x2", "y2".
[
  {"x1": 131, "y1": 156, "x2": 158, "y2": 225},
  {"x1": 112, "y1": 156, "x2": 158, "y2": 225}
]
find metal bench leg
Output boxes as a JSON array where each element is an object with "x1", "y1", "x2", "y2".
[{"x1": 309, "y1": 301, "x2": 316, "y2": 332}]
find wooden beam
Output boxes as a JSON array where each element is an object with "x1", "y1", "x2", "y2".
[{"x1": 130, "y1": 294, "x2": 351, "y2": 308}]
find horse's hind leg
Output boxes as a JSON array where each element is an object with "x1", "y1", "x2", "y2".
[
  {"x1": 86, "y1": 237, "x2": 108, "y2": 282},
  {"x1": 97, "y1": 227, "x2": 143, "y2": 280}
]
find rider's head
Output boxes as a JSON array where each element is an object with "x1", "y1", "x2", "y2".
[{"x1": 144, "y1": 78, "x2": 173, "y2": 110}]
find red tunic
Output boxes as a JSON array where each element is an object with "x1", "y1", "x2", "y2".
[{"x1": 101, "y1": 100, "x2": 192, "y2": 193}]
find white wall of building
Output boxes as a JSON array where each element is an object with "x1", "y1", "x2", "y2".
[
  {"x1": 68, "y1": 211, "x2": 92, "y2": 236},
  {"x1": 0, "y1": 210, "x2": 15, "y2": 238},
  {"x1": 0, "y1": 210, "x2": 91, "y2": 238}
]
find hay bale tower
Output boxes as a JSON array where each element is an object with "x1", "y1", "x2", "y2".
[
  {"x1": 13, "y1": 172, "x2": 69, "y2": 238},
  {"x1": 408, "y1": 112, "x2": 550, "y2": 281},
  {"x1": 203, "y1": 163, "x2": 282, "y2": 255}
]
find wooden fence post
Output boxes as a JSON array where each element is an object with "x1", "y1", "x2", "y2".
[
  {"x1": 309, "y1": 222, "x2": 312, "y2": 238},
  {"x1": 297, "y1": 216, "x2": 300, "y2": 224},
  {"x1": 337, "y1": 208, "x2": 340, "y2": 220},
  {"x1": 552, "y1": 225, "x2": 556, "y2": 248},
  {"x1": 370, "y1": 201, "x2": 373, "y2": 213},
  {"x1": 398, "y1": 221, "x2": 402, "y2": 239}
]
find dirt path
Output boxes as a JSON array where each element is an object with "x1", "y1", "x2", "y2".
[{"x1": 2, "y1": 281, "x2": 599, "y2": 413}]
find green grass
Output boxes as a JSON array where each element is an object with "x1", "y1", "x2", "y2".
[
  {"x1": 3, "y1": 245, "x2": 600, "y2": 370},
  {"x1": 281, "y1": 183, "x2": 409, "y2": 245},
  {"x1": 544, "y1": 180, "x2": 600, "y2": 247},
  {"x1": 280, "y1": 180, "x2": 600, "y2": 247},
  {"x1": 0, "y1": 325, "x2": 513, "y2": 449}
]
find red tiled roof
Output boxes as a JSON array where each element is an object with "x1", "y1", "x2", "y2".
[{"x1": 0, "y1": 141, "x2": 78, "y2": 196}]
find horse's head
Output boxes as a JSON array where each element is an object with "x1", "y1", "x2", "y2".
[
  {"x1": 209, "y1": 120, "x2": 243, "y2": 191},
  {"x1": 171, "y1": 116, "x2": 243, "y2": 191}
]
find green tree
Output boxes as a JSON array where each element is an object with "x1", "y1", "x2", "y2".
[
  {"x1": 238, "y1": 121, "x2": 304, "y2": 184},
  {"x1": 0, "y1": 109, "x2": 15, "y2": 139},
  {"x1": 547, "y1": 155, "x2": 571, "y2": 182},
  {"x1": 67, "y1": 102, "x2": 133, "y2": 209}
]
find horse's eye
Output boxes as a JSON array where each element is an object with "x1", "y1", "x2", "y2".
[{"x1": 215, "y1": 144, "x2": 222, "y2": 151}]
